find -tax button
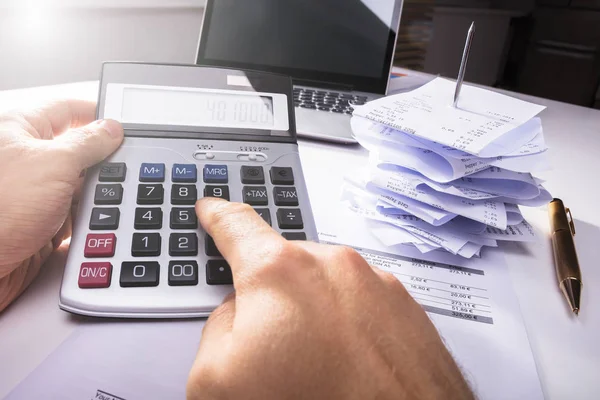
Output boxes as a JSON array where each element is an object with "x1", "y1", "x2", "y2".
[
  {"x1": 78, "y1": 262, "x2": 112, "y2": 288},
  {"x1": 84, "y1": 233, "x2": 116, "y2": 257}
]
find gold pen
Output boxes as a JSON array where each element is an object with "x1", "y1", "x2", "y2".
[{"x1": 548, "y1": 198, "x2": 582, "y2": 315}]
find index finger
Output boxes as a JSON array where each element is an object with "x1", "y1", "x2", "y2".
[
  {"x1": 22, "y1": 99, "x2": 97, "y2": 139},
  {"x1": 195, "y1": 197, "x2": 286, "y2": 283}
]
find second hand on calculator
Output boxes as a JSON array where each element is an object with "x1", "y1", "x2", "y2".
[{"x1": 453, "y1": 21, "x2": 475, "y2": 108}]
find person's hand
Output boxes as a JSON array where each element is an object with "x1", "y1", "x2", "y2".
[
  {"x1": 0, "y1": 100, "x2": 123, "y2": 312},
  {"x1": 187, "y1": 198, "x2": 473, "y2": 399}
]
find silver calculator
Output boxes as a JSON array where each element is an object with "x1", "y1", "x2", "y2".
[{"x1": 59, "y1": 62, "x2": 318, "y2": 318}]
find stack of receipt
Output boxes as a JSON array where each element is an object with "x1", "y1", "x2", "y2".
[{"x1": 346, "y1": 77, "x2": 552, "y2": 258}]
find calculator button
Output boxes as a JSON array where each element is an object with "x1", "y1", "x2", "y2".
[
  {"x1": 170, "y1": 208, "x2": 198, "y2": 229},
  {"x1": 205, "y1": 234, "x2": 221, "y2": 257},
  {"x1": 169, "y1": 233, "x2": 198, "y2": 256},
  {"x1": 274, "y1": 187, "x2": 299, "y2": 206},
  {"x1": 204, "y1": 185, "x2": 230, "y2": 201},
  {"x1": 243, "y1": 186, "x2": 268, "y2": 206},
  {"x1": 84, "y1": 233, "x2": 116, "y2": 258},
  {"x1": 282, "y1": 232, "x2": 307, "y2": 241},
  {"x1": 94, "y1": 184, "x2": 123, "y2": 205},
  {"x1": 134, "y1": 208, "x2": 163, "y2": 230},
  {"x1": 206, "y1": 260, "x2": 233, "y2": 285},
  {"x1": 241, "y1": 166, "x2": 265, "y2": 184},
  {"x1": 120, "y1": 262, "x2": 160, "y2": 287},
  {"x1": 78, "y1": 262, "x2": 112, "y2": 288},
  {"x1": 137, "y1": 184, "x2": 164, "y2": 205},
  {"x1": 254, "y1": 208, "x2": 272, "y2": 226},
  {"x1": 277, "y1": 208, "x2": 304, "y2": 229},
  {"x1": 203, "y1": 165, "x2": 228, "y2": 183},
  {"x1": 171, "y1": 184, "x2": 198, "y2": 205},
  {"x1": 131, "y1": 233, "x2": 161, "y2": 257},
  {"x1": 270, "y1": 167, "x2": 294, "y2": 185},
  {"x1": 172, "y1": 164, "x2": 197, "y2": 183},
  {"x1": 89, "y1": 208, "x2": 120, "y2": 230},
  {"x1": 168, "y1": 261, "x2": 199, "y2": 286},
  {"x1": 99, "y1": 163, "x2": 126, "y2": 182},
  {"x1": 139, "y1": 163, "x2": 165, "y2": 182}
]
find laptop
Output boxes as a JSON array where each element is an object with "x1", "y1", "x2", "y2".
[{"x1": 195, "y1": 0, "x2": 404, "y2": 144}]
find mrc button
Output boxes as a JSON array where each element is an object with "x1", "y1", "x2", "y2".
[
  {"x1": 204, "y1": 165, "x2": 228, "y2": 183},
  {"x1": 78, "y1": 262, "x2": 112, "y2": 288},
  {"x1": 84, "y1": 233, "x2": 116, "y2": 257}
]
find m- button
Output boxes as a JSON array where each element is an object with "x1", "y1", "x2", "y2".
[{"x1": 84, "y1": 233, "x2": 117, "y2": 257}]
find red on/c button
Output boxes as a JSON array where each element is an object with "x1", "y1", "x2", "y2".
[
  {"x1": 84, "y1": 233, "x2": 116, "y2": 257},
  {"x1": 78, "y1": 262, "x2": 112, "y2": 288}
]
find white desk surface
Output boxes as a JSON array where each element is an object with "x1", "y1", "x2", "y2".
[{"x1": 0, "y1": 78, "x2": 599, "y2": 400}]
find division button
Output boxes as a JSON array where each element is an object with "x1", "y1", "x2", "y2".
[
  {"x1": 78, "y1": 262, "x2": 112, "y2": 288},
  {"x1": 206, "y1": 260, "x2": 233, "y2": 285},
  {"x1": 276, "y1": 208, "x2": 304, "y2": 229},
  {"x1": 89, "y1": 208, "x2": 120, "y2": 230},
  {"x1": 120, "y1": 262, "x2": 160, "y2": 287},
  {"x1": 99, "y1": 163, "x2": 126, "y2": 182}
]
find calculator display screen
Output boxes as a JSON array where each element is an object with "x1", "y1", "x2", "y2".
[
  {"x1": 104, "y1": 84, "x2": 290, "y2": 133},
  {"x1": 122, "y1": 87, "x2": 273, "y2": 129}
]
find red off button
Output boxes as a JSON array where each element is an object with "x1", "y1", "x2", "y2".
[
  {"x1": 84, "y1": 233, "x2": 116, "y2": 257},
  {"x1": 78, "y1": 262, "x2": 112, "y2": 288}
]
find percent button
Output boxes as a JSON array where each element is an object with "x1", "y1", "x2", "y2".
[{"x1": 94, "y1": 184, "x2": 123, "y2": 205}]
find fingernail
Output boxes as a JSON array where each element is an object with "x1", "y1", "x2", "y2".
[{"x1": 96, "y1": 119, "x2": 123, "y2": 139}]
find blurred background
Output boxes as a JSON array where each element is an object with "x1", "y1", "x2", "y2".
[{"x1": 1, "y1": 0, "x2": 599, "y2": 108}]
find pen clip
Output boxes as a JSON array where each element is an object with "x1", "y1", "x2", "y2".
[{"x1": 565, "y1": 207, "x2": 576, "y2": 236}]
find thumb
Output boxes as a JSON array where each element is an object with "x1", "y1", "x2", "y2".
[{"x1": 54, "y1": 119, "x2": 124, "y2": 170}]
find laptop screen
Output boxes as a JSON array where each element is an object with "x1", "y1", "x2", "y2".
[{"x1": 196, "y1": 0, "x2": 403, "y2": 94}]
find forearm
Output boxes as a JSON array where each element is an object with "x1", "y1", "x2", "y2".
[{"x1": 0, "y1": 243, "x2": 51, "y2": 312}]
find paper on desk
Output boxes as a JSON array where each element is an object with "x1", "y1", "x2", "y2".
[
  {"x1": 353, "y1": 77, "x2": 546, "y2": 157},
  {"x1": 308, "y1": 206, "x2": 544, "y2": 400},
  {"x1": 369, "y1": 169, "x2": 508, "y2": 229}
]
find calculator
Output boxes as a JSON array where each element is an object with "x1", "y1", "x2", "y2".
[{"x1": 59, "y1": 62, "x2": 318, "y2": 318}]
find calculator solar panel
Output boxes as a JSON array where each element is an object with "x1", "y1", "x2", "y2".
[{"x1": 59, "y1": 63, "x2": 318, "y2": 318}]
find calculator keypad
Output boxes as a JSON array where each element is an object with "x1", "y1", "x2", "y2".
[
  {"x1": 134, "y1": 208, "x2": 163, "y2": 230},
  {"x1": 120, "y1": 262, "x2": 160, "y2": 287},
  {"x1": 205, "y1": 185, "x2": 230, "y2": 200},
  {"x1": 89, "y1": 208, "x2": 120, "y2": 230},
  {"x1": 131, "y1": 233, "x2": 161, "y2": 257},
  {"x1": 206, "y1": 260, "x2": 233, "y2": 285},
  {"x1": 94, "y1": 184, "x2": 123, "y2": 205},
  {"x1": 171, "y1": 185, "x2": 197, "y2": 205},
  {"x1": 170, "y1": 208, "x2": 198, "y2": 229},
  {"x1": 169, "y1": 233, "x2": 198, "y2": 256},
  {"x1": 76, "y1": 162, "x2": 310, "y2": 294},
  {"x1": 137, "y1": 184, "x2": 164, "y2": 205}
]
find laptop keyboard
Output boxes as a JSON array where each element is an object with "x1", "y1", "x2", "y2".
[{"x1": 293, "y1": 88, "x2": 367, "y2": 115}]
